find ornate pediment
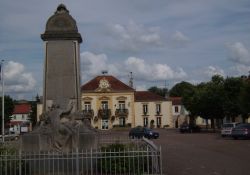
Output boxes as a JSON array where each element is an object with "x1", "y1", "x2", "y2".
[
  {"x1": 82, "y1": 97, "x2": 93, "y2": 101},
  {"x1": 98, "y1": 96, "x2": 110, "y2": 100},
  {"x1": 95, "y1": 78, "x2": 112, "y2": 92}
]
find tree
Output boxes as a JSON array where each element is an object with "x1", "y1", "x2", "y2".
[
  {"x1": 239, "y1": 79, "x2": 250, "y2": 122},
  {"x1": 148, "y1": 86, "x2": 168, "y2": 97},
  {"x1": 183, "y1": 75, "x2": 225, "y2": 129},
  {"x1": 223, "y1": 77, "x2": 243, "y2": 122},
  {"x1": 200, "y1": 76, "x2": 225, "y2": 129},
  {"x1": 169, "y1": 81, "x2": 195, "y2": 98},
  {"x1": 0, "y1": 95, "x2": 14, "y2": 133},
  {"x1": 169, "y1": 81, "x2": 196, "y2": 123},
  {"x1": 29, "y1": 95, "x2": 40, "y2": 127}
]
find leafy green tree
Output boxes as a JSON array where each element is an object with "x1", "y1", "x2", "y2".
[
  {"x1": 200, "y1": 76, "x2": 225, "y2": 129},
  {"x1": 169, "y1": 81, "x2": 194, "y2": 97},
  {"x1": 29, "y1": 95, "x2": 40, "y2": 127},
  {"x1": 0, "y1": 95, "x2": 14, "y2": 133},
  {"x1": 239, "y1": 79, "x2": 250, "y2": 122},
  {"x1": 169, "y1": 81, "x2": 196, "y2": 123},
  {"x1": 223, "y1": 77, "x2": 243, "y2": 122},
  {"x1": 148, "y1": 86, "x2": 168, "y2": 97}
]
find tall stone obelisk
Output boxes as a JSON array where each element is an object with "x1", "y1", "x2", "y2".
[{"x1": 41, "y1": 4, "x2": 82, "y2": 112}]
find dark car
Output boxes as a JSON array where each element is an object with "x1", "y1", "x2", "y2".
[
  {"x1": 231, "y1": 123, "x2": 250, "y2": 140},
  {"x1": 129, "y1": 126, "x2": 159, "y2": 139},
  {"x1": 179, "y1": 123, "x2": 201, "y2": 133}
]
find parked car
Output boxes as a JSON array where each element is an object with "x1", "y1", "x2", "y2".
[
  {"x1": 129, "y1": 126, "x2": 159, "y2": 139},
  {"x1": 231, "y1": 123, "x2": 250, "y2": 140},
  {"x1": 179, "y1": 123, "x2": 201, "y2": 133},
  {"x1": 221, "y1": 122, "x2": 239, "y2": 137}
]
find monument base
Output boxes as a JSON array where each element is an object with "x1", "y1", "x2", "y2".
[{"x1": 21, "y1": 105, "x2": 97, "y2": 152}]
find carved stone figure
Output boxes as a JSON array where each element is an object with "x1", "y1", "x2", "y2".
[{"x1": 36, "y1": 102, "x2": 77, "y2": 151}]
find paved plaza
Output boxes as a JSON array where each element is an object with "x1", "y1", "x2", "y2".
[{"x1": 154, "y1": 129, "x2": 250, "y2": 175}]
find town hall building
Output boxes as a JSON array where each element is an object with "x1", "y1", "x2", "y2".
[{"x1": 81, "y1": 75, "x2": 173, "y2": 130}]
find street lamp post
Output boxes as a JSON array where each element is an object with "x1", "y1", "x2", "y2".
[{"x1": 1, "y1": 60, "x2": 4, "y2": 142}]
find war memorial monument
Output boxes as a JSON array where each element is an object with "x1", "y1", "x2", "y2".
[{"x1": 21, "y1": 4, "x2": 96, "y2": 152}]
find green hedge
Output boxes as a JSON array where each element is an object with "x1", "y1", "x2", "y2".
[
  {"x1": 0, "y1": 145, "x2": 29, "y2": 175},
  {"x1": 98, "y1": 143, "x2": 152, "y2": 174}
]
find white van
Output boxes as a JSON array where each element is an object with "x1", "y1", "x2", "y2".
[{"x1": 221, "y1": 122, "x2": 240, "y2": 137}]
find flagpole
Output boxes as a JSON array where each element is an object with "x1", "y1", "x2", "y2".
[{"x1": 1, "y1": 60, "x2": 4, "y2": 143}]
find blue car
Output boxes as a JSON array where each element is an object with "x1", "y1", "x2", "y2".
[{"x1": 129, "y1": 126, "x2": 159, "y2": 139}]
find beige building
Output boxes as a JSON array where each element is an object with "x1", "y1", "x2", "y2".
[
  {"x1": 81, "y1": 75, "x2": 173, "y2": 130},
  {"x1": 169, "y1": 97, "x2": 189, "y2": 128},
  {"x1": 134, "y1": 92, "x2": 173, "y2": 128},
  {"x1": 81, "y1": 75, "x2": 135, "y2": 129}
]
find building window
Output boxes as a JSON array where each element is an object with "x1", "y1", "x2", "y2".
[
  {"x1": 174, "y1": 106, "x2": 179, "y2": 113},
  {"x1": 143, "y1": 104, "x2": 148, "y2": 115},
  {"x1": 157, "y1": 117, "x2": 161, "y2": 128},
  {"x1": 156, "y1": 104, "x2": 161, "y2": 115},
  {"x1": 101, "y1": 101, "x2": 109, "y2": 109},
  {"x1": 118, "y1": 101, "x2": 125, "y2": 110},
  {"x1": 143, "y1": 117, "x2": 148, "y2": 127},
  {"x1": 84, "y1": 102, "x2": 91, "y2": 111},
  {"x1": 22, "y1": 115, "x2": 25, "y2": 120}
]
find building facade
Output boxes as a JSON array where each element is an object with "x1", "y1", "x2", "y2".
[
  {"x1": 134, "y1": 91, "x2": 173, "y2": 128},
  {"x1": 9, "y1": 103, "x2": 31, "y2": 134},
  {"x1": 81, "y1": 75, "x2": 135, "y2": 130},
  {"x1": 169, "y1": 97, "x2": 189, "y2": 128},
  {"x1": 81, "y1": 75, "x2": 173, "y2": 130}
]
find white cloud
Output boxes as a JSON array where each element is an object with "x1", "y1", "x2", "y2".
[
  {"x1": 125, "y1": 57, "x2": 187, "y2": 81},
  {"x1": 81, "y1": 51, "x2": 108, "y2": 76},
  {"x1": 80, "y1": 52, "x2": 121, "y2": 82},
  {"x1": 170, "y1": 31, "x2": 190, "y2": 48},
  {"x1": 81, "y1": 52, "x2": 187, "y2": 83},
  {"x1": 107, "y1": 20, "x2": 162, "y2": 51},
  {"x1": 204, "y1": 66, "x2": 225, "y2": 78},
  {"x1": 228, "y1": 42, "x2": 250, "y2": 65},
  {"x1": 229, "y1": 64, "x2": 250, "y2": 76},
  {"x1": 2, "y1": 61, "x2": 36, "y2": 93}
]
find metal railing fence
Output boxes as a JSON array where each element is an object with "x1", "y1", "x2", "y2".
[
  {"x1": 0, "y1": 136, "x2": 162, "y2": 175},
  {"x1": 0, "y1": 146, "x2": 161, "y2": 175}
]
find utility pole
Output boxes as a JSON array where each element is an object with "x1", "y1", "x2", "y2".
[{"x1": 1, "y1": 60, "x2": 4, "y2": 142}]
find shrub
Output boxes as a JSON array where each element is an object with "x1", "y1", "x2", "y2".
[
  {"x1": 97, "y1": 143, "x2": 151, "y2": 174},
  {"x1": 0, "y1": 145, "x2": 29, "y2": 175}
]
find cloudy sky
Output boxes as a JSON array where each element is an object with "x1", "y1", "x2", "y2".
[{"x1": 1, "y1": 0, "x2": 250, "y2": 100}]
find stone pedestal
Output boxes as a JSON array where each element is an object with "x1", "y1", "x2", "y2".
[{"x1": 21, "y1": 122, "x2": 97, "y2": 152}]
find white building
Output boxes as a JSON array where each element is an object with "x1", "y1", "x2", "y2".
[{"x1": 9, "y1": 103, "x2": 31, "y2": 134}]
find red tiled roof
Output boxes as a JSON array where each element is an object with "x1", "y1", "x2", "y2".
[
  {"x1": 169, "y1": 97, "x2": 182, "y2": 105},
  {"x1": 135, "y1": 91, "x2": 167, "y2": 102},
  {"x1": 81, "y1": 75, "x2": 135, "y2": 92},
  {"x1": 12, "y1": 104, "x2": 31, "y2": 114}
]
